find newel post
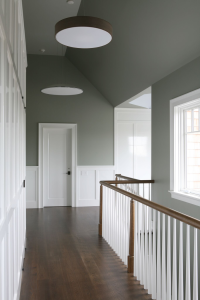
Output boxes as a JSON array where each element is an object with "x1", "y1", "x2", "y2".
[
  {"x1": 115, "y1": 176, "x2": 118, "y2": 187},
  {"x1": 99, "y1": 185, "x2": 103, "y2": 236},
  {"x1": 128, "y1": 199, "x2": 135, "y2": 273}
]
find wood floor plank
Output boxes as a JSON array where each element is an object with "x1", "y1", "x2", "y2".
[{"x1": 20, "y1": 207, "x2": 152, "y2": 300}]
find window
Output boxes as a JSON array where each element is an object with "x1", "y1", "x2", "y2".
[
  {"x1": 184, "y1": 108, "x2": 200, "y2": 195},
  {"x1": 170, "y1": 89, "x2": 200, "y2": 206}
]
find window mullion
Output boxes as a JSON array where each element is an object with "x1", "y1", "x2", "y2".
[
  {"x1": 184, "y1": 110, "x2": 187, "y2": 190},
  {"x1": 198, "y1": 107, "x2": 200, "y2": 131},
  {"x1": 192, "y1": 109, "x2": 194, "y2": 132}
]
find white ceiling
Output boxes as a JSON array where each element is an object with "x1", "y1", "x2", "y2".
[{"x1": 22, "y1": 0, "x2": 81, "y2": 56}]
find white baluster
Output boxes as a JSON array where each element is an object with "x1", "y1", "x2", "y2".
[
  {"x1": 152, "y1": 209, "x2": 157, "y2": 299},
  {"x1": 117, "y1": 191, "x2": 119, "y2": 256},
  {"x1": 134, "y1": 201, "x2": 138, "y2": 277},
  {"x1": 125, "y1": 197, "x2": 129, "y2": 266},
  {"x1": 140, "y1": 204, "x2": 144, "y2": 284},
  {"x1": 114, "y1": 190, "x2": 116, "y2": 252},
  {"x1": 172, "y1": 219, "x2": 177, "y2": 300},
  {"x1": 112, "y1": 190, "x2": 115, "y2": 250},
  {"x1": 121, "y1": 195, "x2": 125, "y2": 263},
  {"x1": 162, "y1": 214, "x2": 166, "y2": 300},
  {"x1": 110, "y1": 189, "x2": 112, "y2": 248},
  {"x1": 193, "y1": 228, "x2": 198, "y2": 300},
  {"x1": 144, "y1": 205, "x2": 148, "y2": 289},
  {"x1": 104, "y1": 187, "x2": 107, "y2": 240},
  {"x1": 148, "y1": 208, "x2": 153, "y2": 294},
  {"x1": 120, "y1": 193, "x2": 122, "y2": 259},
  {"x1": 157, "y1": 212, "x2": 161, "y2": 300},
  {"x1": 118, "y1": 192, "x2": 121, "y2": 257},
  {"x1": 108, "y1": 188, "x2": 110, "y2": 245},
  {"x1": 138, "y1": 203, "x2": 142, "y2": 281},
  {"x1": 178, "y1": 222, "x2": 183, "y2": 300},
  {"x1": 167, "y1": 216, "x2": 171, "y2": 300},
  {"x1": 185, "y1": 225, "x2": 191, "y2": 300}
]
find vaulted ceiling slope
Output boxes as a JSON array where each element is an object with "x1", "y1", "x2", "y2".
[
  {"x1": 22, "y1": 0, "x2": 81, "y2": 55},
  {"x1": 67, "y1": 0, "x2": 200, "y2": 107}
]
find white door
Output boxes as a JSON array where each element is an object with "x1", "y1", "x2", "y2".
[
  {"x1": 43, "y1": 128, "x2": 72, "y2": 206},
  {"x1": 116, "y1": 121, "x2": 151, "y2": 179}
]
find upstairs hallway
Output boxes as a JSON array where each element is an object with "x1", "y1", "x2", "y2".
[{"x1": 20, "y1": 207, "x2": 152, "y2": 300}]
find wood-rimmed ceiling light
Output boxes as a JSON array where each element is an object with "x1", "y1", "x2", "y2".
[
  {"x1": 55, "y1": 16, "x2": 113, "y2": 49},
  {"x1": 41, "y1": 85, "x2": 83, "y2": 96}
]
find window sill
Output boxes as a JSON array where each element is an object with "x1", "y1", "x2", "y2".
[{"x1": 169, "y1": 191, "x2": 200, "y2": 206}]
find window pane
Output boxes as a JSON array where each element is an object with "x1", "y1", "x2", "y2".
[
  {"x1": 187, "y1": 133, "x2": 200, "y2": 192},
  {"x1": 194, "y1": 108, "x2": 199, "y2": 131},
  {"x1": 187, "y1": 110, "x2": 192, "y2": 132}
]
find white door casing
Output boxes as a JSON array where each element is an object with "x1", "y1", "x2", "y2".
[
  {"x1": 39, "y1": 123, "x2": 77, "y2": 208},
  {"x1": 43, "y1": 128, "x2": 72, "y2": 207}
]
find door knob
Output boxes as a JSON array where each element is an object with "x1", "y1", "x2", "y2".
[{"x1": 66, "y1": 171, "x2": 71, "y2": 175}]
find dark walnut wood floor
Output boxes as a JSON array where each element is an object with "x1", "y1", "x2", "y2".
[{"x1": 20, "y1": 207, "x2": 152, "y2": 300}]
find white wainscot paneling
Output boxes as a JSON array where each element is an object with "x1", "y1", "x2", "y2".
[
  {"x1": 77, "y1": 166, "x2": 115, "y2": 207},
  {"x1": 26, "y1": 167, "x2": 38, "y2": 208}
]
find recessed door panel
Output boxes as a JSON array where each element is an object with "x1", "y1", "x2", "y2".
[{"x1": 43, "y1": 128, "x2": 72, "y2": 207}]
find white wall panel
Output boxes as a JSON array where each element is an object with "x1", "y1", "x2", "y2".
[
  {"x1": 0, "y1": 0, "x2": 26, "y2": 299},
  {"x1": 77, "y1": 166, "x2": 115, "y2": 207},
  {"x1": 26, "y1": 167, "x2": 38, "y2": 209}
]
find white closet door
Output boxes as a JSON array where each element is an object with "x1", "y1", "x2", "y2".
[
  {"x1": 43, "y1": 128, "x2": 72, "y2": 207},
  {"x1": 116, "y1": 120, "x2": 151, "y2": 179}
]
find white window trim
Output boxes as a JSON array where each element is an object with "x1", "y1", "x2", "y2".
[{"x1": 170, "y1": 88, "x2": 200, "y2": 206}]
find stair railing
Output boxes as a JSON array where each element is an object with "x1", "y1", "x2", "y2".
[{"x1": 99, "y1": 174, "x2": 200, "y2": 300}]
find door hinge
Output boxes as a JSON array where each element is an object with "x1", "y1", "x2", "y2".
[{"x1": 23, "y1": 180, "x2": 25, "y2": 188}]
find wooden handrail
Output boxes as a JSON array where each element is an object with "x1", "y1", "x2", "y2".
[
  {"x1": 100, "y1": 181, "x2": 200, "y2": 230},
  {"x1": 115, "y1": 174, "x2": 140, "y2": 181},
  {"x1": 101, "y1": 180, "x2": 155, "y2": 184}
]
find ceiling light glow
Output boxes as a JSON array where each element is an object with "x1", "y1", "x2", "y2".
[{"x1": 41, "y1": 85, "x2": 83, "y2": 96}]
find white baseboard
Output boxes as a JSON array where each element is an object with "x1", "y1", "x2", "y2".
[{"x1": 76, "y1": 166, "x2": 115, "y2": 207}]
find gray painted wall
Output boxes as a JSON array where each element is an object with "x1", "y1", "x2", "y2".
[
  {"x1": 26, "y1": 54, "x2": 114, "y2": 166},
  {"x1": 152, "y1": 55, "x2": 200, "y2": 287},
  {"x1": 152, "y1": 55, "x2": 200, "y2": 217}
]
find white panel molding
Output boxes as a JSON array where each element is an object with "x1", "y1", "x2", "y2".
[
  {"x1": 0, "y1": 0, "x2": 27, "y2": 105},
  {"x1": 76, "y1": 166, "x2": 115, "y2": 207},
  {"x1": 0, "y1": 0, "x2": 27, "y2": 298},
  {"x1": 39, "y1": 123, "x2": 77, "y2": 208},
  {"x1": 26, "y1": 167, "x2": 38, "y2": 209}
]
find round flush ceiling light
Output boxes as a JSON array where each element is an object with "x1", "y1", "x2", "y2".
[
  {"x1": 41, "y1": 85, "x2": 83, "y2": 96},
  {"x1": 55, "y1": 16, "x2": 113, "y2": 48}
]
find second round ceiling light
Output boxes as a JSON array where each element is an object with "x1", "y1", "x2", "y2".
[{"x1": 43, "y1": 8, "x2": 113, "y2": 95}]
